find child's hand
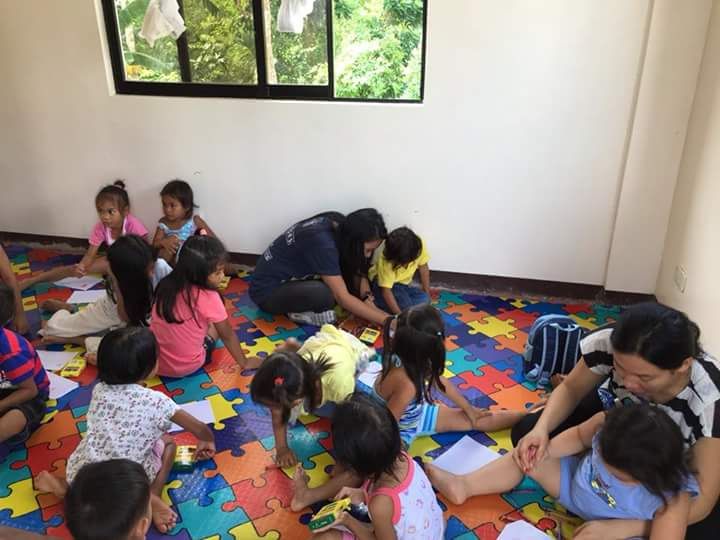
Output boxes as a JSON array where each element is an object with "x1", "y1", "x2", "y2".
[
  {"x1": 84, "y1": 352, "x2": 97, "y2": 366},
  {"x1": 162, "y1": 236, "x2": 181, "y2": 254},
  {"x1": 242, "y1": 356, "x2": 263, "y2": 370},
  {"x1": 274, "y1": 446, "x2": 298, "y2": 468},
  {"x1": 194, "y1": 440, "x2": 216, "y2": 460},
  {"x1": 333, "y1": 486, "x2": 365, "y2": 505},
  {"x1": 74, "y1": 263, "x2": 86, "y2": 277},
  {"x1": 465, "y1": 407, "x2": 494, "y2": 430},
  {"x1": 311, "y1": 509, "x2": 351, "y2": 534}
]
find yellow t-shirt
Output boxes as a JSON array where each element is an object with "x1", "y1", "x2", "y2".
[
  {"x1": 297, "y1": 324, "x2": 370, "y2": 413},
  {"x1": 369, "y1": 238, "x2": 430, "y2": 288}
]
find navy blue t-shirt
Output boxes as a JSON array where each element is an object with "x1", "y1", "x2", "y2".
[{"x1": 249, "y1": 217, "x2": 341, "y2": 303}]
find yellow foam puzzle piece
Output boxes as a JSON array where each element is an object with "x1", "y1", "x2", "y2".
[
  {"x1": 161, "y1": 480, "x2": 183, "y2": 506},
  {"x1": 208, "y1": 393, "x2": 243, "y2": 429},
  {"x1": 468, "y1": 316, "x2": 518, "y2": 339},
  {"x1": 0, "y1": 478, "x2": 40, "y2": 518},
  {"x1": 408, "y1": 434, "x2": 441, "y2": 462},
  {"x1": 569, "y1": 314, "x2": 599, "y2": 331},
  {"x1": 230, "y1": 522, "x2": 280, "y2": 540},
  {"x1": 483, "y1": 428, "x2": 514, "y2": 454},
  {"x1": 242, "y1": 337, "x2": 278, "y2": 358}
]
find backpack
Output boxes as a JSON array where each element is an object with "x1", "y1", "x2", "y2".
[{"x1": 523, "y1": 314, "x2": 585, "y2": 387}]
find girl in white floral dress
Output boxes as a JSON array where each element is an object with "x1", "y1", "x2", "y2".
[{"x1": 35, "y1": 327, "x2": 216, "y2": 534}]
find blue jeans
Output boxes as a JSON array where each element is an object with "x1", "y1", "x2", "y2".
[{"x1": 371, "y1": 282, "x2": 430, "y2": 312}]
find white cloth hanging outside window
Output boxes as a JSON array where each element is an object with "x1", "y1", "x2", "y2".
[
  {"x1": 277, "y1": 0, "x2": 316, "y2": 34},
  {"x1": 140, "y1": 0, "x2": 186, "y2": 47}
]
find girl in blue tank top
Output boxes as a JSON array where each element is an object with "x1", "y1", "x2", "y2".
[{"x1": 428, "y1": 404, "x2": 698, "y2": 539}]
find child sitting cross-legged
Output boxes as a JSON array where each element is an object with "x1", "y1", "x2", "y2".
[{"x1": 34, "y1": 327, "x2": 216, "y2": 533}]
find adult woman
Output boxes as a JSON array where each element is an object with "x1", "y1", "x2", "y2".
[
  {"x1": 249, "y1": 209, "x2": 391, "y2": 326},
  {"x1": 431, "y1": 303, "x2": 720, "y2": 539}
]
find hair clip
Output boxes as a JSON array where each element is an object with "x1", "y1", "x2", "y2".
[
  {"x1": 436, "y1": 331, "x2": 443, "y2": 337},
  {"x1": 274, "y1": 376, "x2": 284, "y2": 386}
]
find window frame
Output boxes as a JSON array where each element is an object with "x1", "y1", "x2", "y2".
[{"x1": 100, "y1": 0, "x2": 428, "y2": 103}]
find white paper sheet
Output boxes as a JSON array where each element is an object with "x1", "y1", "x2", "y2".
[
  {"x1": 47, "y1": 372, "x2": 79, "y2": 399},
  {"x1": 497, "y1": 520, "x2": 549, "y2": 539},
  {"x1": 357, "y1": 361, "x2": 382, "y2": 388},
  {"x1": 38, "y1": 350, "x2": 78, "y2": 371},
  {"x1": 431, "y1": 435, "x2": 501, "y2": 475},
  {"x1": 66, "y1": 290, "x2": 107, "y2": 304},
  {"x1": 54, "y1": 275, "x2": 104, "y2": 291},
  {"x1": 170, "y1": 400, "x2": 215, "y2": 432}
]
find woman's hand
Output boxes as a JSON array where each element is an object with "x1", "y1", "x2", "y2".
[{"x1": 513, "y1": 426, "x2": 550, "y2": 472}]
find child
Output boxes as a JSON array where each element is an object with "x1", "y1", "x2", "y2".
[
  {"x1": 369, "y1": 227, "x2": 430, "y2": 314},
  {"x1": 0, "y1": 245, "x2": 29, "y2": 335},
  {"x1": 250, "y1": 324, "x2": 373, "y2": 468},
  {"x1": 0, "y1": 459, "x2": 152, "y2": 540},
  {"x1": 19, "y1": 180, "x2": 149, "y2": 290},
  {"x1": 308, "y1": 392, "x2": 445, "y2": 539},
  {"x1": 34, "y1": 327, "x2": 216, "y2": 533},
  {"x1": 372, "y1": 304, "x2": 524, "y2": 447},
  {"x1": 152, "y1": 179, "x2": 215, "y2": 263},
  {"x1": 428, "y1": 405, "x2": 697, "y2": 539},
  {"x1": 0, "y1": 284, "x2": 50, "y2": 445},
  {"x1": 39, "y1": 235, "x2": 172, "y2": 358},
  {"x1": 150, "y1": 235, "x2": 261, "y2": 377}
]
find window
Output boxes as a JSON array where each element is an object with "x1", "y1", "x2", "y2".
[{"x1": 102, "y1": 0, "x2": 426, "y2": 102}]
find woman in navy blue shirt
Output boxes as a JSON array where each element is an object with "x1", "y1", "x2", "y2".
[{"x1": 250, "y1": 209, "x2": 391, "y2": 326}]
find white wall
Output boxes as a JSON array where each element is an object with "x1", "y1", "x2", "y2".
[
  {"x1": 0, "y1": 0, "x2": 703, "y2": 289},
  {"x1": 605, "y1": 0, "x2": 711, "y2": 294},
  {"x1": 657, "y1": 1, "x2": 720, "y2": 355}
]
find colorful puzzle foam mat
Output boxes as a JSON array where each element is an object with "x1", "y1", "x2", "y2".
[{"x1": 0, "y1": 244, "x2": 618, "y2": 539}]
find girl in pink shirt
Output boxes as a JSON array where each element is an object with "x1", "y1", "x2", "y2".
[
  {"x1": 150, "y1": 236, "x2": 261, "y2": 377},
  {"x1": 19, "y1": 180, "x2": 149, "y2": 292}
]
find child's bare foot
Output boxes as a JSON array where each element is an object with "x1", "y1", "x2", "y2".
[
  {"x1": 290, "y1": 466, "x2": 313, "y2": 512},
  {"x1": 34, "y1": 471, "x2": 68, "y2": 497},
  {"x1": 425, "y1": 463, "x2": 467, "y2": 505},
  {"x1": 40, "y1": 299, "x2": 73, "y2": 313},
  {"x1": 550, "y1": 374, "x2": 566, "y2": 388},
  {"x1": 150, "y1": 494, "x2": 177, "y2": 533}
]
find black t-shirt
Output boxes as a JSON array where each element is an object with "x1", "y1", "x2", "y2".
[
  {"x1": 249, "y1": 217, "x2": 341, "y2": 303},
  {"x1": 582, "y1": 326, "x2": 720, "y2": 447}
]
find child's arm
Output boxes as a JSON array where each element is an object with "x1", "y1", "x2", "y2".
[
  {"x1": 270, "y1": 406, "x2": 297, "y2": 468},
  {"x1": 75, "y1": 245, "x2": 100, "y2": 276},
  {"x1": 0, "y1": 378, "x2": 38, "y2": 415},
  {"x1": 0, "y1": 247, "x2": 28, "y2": 334},
  {"x1": 546, "y1": 411, "x2": 604, "y2": 459},
  {"x1": 194, "y1": 216, "x2": 216, "y2": 237},
  {"x1": 214, "y1": 319, "x2": 262, "y2": 369},
  {"x1": 649, "y1": 492, "x2": 691, "y2": 540},
  {"x1": 170, "y1": 410, "x2": 216, "y2": 460},
  {"x1": 380, "y1": 286, "x2": 402, "y2": 315},
  {"x1": 152, "y1": 226, "x2": 166, "y2": 248},
  {"x1": 418, "y1": 263, "x2": 430, "y2": 295}
]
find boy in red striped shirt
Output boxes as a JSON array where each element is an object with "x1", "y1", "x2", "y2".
[{"x1": 0, "y1": 283, "x2": 49, "y2": 445}]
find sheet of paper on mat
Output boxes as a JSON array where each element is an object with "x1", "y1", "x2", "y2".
[
  {"x1": 431, "y1": 435, "x2": 501, "y2": 475},
  {"x1": 497, "y1": 520, "x2": 549, "y2": 539},
  {"x1": 170, "y1": 400, "x2": 215, "y2": 432},
  {"x1": 38, "y1": 350, "x2": 78, "y2": 371},
  {"x1": 66, "y1": 290, "x2": 107, "y2": 304},
  {"x1": 358, "y1": 361, "x2": 382, "y2": 387},
  {"x1": 54, "y1": 275, "x2": 104, "y2": 291},
  {"x1": 47, "y1": 372, "x2": 79, "y2": 399}
]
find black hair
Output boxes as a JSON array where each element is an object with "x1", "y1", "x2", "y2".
[
  {"x1": 333, "y1": 209, "x2": 387, "y2": 295},
  {"x1": 65, "y1": 459, "x2": 150, "y2": 540},
  {"x1": 160, "y1": 179, "x2": 197, "y2": 219},
  {"x1": 95, "y1": 179, "x2": 130, "y2": 210},
  {"x1": 154, "y1": 235, "x2": 227, "y2": 324},
  {"x1": 0, "y1": 283, "x2": 15, "y2": 328},
  {"x1": 611, "y1": 302, "x2": 703, "y2": 370},
  {"x1": 600, "y1": 404, "x2": 693, "y2": 505},
  {"x1": 384, "y1": 227, "x2": 422, "y2": 270},
  {"x1": 332, "y1": 391, "x2": 402, "y2": 483},
  {"x1": 97, "y1": 327, "x2": 157, "y2": 385},
  {"x1": 250, "y1": 350, "x2": 333, "y2": 423},
  {"x1": 106, "y1": 235, "x2": 155, "y2": 326},
  {"x1": 381, "y1": 304, "x2": 446, "y2": 403}
]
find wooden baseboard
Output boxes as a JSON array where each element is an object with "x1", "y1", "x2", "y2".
[{"x1": 0, "y1": 231, "x2": 655, "y2": 304}]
